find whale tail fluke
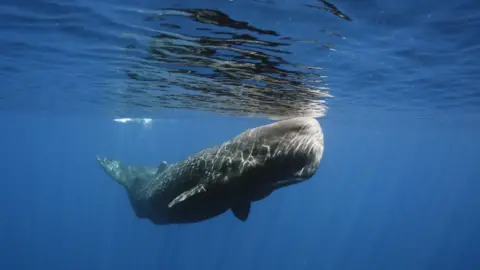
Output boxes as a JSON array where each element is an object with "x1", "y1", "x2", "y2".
[
  {"x1": 96, "y1": 156, "x2": 171, "y2": 222},
  {"x1": 96, "y1": 156, "x2": 136, "y2": 189},
  {"x1": 96, "y1": 156, "x2": 166, "y2": 190}
]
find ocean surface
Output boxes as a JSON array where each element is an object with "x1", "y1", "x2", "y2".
[{"x1": 0, "y1": 0, "x2": 479, "y2": 269}]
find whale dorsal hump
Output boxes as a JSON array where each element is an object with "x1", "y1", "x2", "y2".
[
  {"x1": 232, "y1": 201, "x2": 251, "y2": 221},
  {"x1": 156, "y1": 161, "x2": 169, "y2": 176},
  {"x1": 168, "y1": 184, "x2": 207, "y2": 208}
]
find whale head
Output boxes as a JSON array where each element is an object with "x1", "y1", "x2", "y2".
[{"x1": 232, "y1": 116, "x2": 325, "y2": 194}]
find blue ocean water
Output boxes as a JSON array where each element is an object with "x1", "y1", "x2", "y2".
[{"x1": 0, "y1": 0, "x2": 479, "y2": 269}]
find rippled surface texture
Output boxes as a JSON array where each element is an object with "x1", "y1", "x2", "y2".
[{"x1": 1, "y1": 0, "x2": 478, "y2": 118}]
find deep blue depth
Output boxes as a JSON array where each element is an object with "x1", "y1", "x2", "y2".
[{"x1": 0, "y1": 0, "x2": 479, "y2": 269}]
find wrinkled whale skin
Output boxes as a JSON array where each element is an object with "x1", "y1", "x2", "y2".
[{"x1": 97, "y1": 116, "x2": 324, "y2": 225}]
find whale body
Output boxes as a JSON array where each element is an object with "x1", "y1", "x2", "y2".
[{"x1": 97, "y1": 116, "x2": 325, "y2": 225}]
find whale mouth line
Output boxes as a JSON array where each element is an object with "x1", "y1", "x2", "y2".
[{"x1": 271, "y1": 178, "x2": 306, "y2": 189}]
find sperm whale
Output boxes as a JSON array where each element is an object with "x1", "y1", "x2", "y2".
[{"x1": 97, "y1": 116, "x2": 324, "y2": 225}]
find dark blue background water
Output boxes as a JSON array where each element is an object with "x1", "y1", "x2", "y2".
[{"x1": 1, "y1": 0, "x2": 479, "y2": 269}]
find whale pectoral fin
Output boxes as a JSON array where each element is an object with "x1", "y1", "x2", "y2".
[
  {"x1": 232, "y1": 201, "x2": 251, "y2": 221},
  {"x1": 168, "y1": 184, "x2": 207, "y2": 208}
]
